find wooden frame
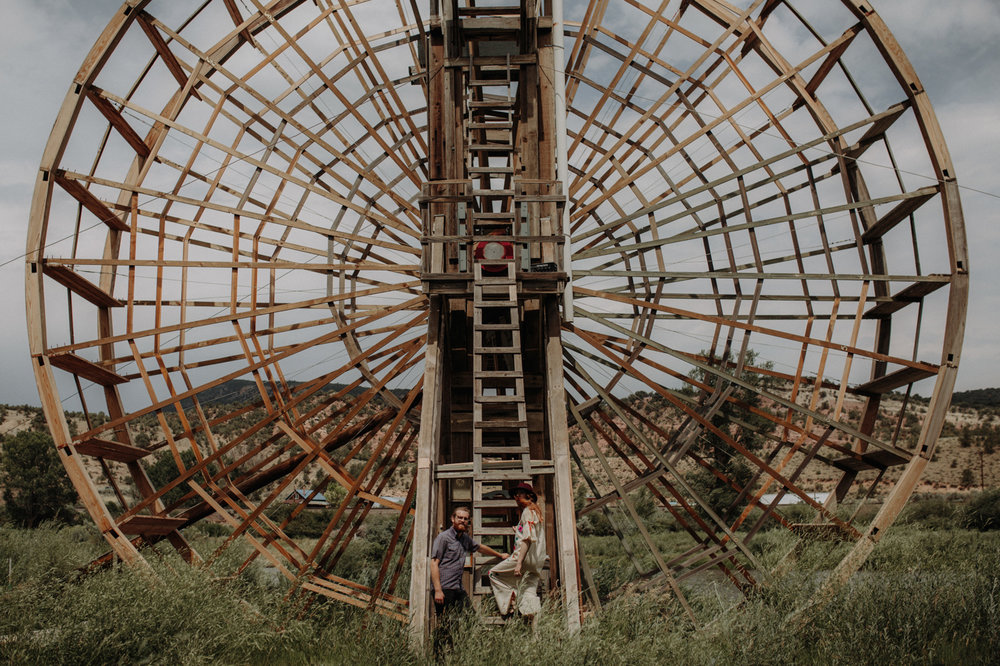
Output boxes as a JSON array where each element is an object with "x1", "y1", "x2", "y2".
[{"x1": 25, "y1": 0, "x2": 966, "y2": 645}]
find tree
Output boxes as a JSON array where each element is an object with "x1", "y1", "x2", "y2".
[
  {"x1": 0, "y1": 430, "x2": 77, "y2": 527},
  {"x1": 143, "y1": 448, "x2": 199, "y2": 508},
  {"x1": 685, "y1": 350, "x2": 777, "y2": 520},
  {"x1": 960, "y1": 468, "x2": 975, "y2": 488}
]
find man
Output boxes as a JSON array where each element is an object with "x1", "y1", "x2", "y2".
[{"x1": 430, "y1": 505, "x2": 507, "y2": 616}]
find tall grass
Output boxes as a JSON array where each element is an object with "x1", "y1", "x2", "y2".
[{"x1": 1, "y1": 524, "x2": 997, "y2": 664}]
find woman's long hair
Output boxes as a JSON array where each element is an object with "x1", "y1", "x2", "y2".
[{"x1": 517, "y1": 493, "x2": 543, "y2": 523}]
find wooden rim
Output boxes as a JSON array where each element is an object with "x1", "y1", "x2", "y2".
[{"x1": 25, "y1": 0, "x2": 966, "y2": 621}]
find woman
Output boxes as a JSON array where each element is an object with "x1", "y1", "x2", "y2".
[{"x1": 488, "y1": 482, "x2": 546, "y2": 619}]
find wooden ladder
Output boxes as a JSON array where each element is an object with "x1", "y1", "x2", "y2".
[{"x1": 463, "y1": 50, "x2": 532, "y2": 615}]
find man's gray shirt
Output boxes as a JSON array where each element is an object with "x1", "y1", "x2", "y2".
[{"x1": 431, "y1": 526, "x2": 480, "y2": 590}]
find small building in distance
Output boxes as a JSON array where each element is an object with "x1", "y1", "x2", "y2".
[{"x1": 283, "y1": 489, "x2": 330, "y2": 508}]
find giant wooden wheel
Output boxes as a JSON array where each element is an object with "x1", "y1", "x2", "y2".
[{"x1": 27, "y1": 0, "x2": 966, "y2": 633}]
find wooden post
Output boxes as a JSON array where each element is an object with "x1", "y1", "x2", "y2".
[
  {"x1": 408, "y1": 298, "x2": 443, "y2": 648},
  {"x1": 543, "y1": 297, "x2": 581, "y2": 632}
]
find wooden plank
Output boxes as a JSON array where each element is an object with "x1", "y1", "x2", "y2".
[
  {"x1": 839, "y1": 102, "x2": 910, "y2": 165},
  {"x1": 117, "y1": 515, "x2": 188, "y2": 536},
  {"x1": 861, "y1": 186, "x2": 939, "y2": 242},
  {"x1": 830, "y1": 449, "x2": 909, "y2": 473},
  {"x1": 52, "y1": 171, "x2": 128, "y2": 232},
  {"x1": 86, "y1": 87, "x2": 151, "y2": 159},
  {"x1": 74, "y1": 437, "x2": 151, "y2": 463},
  {"x1": 801, "y1": 25, "x2": 861, "y2": 100},
  {"x1": 855, "y1": 366, "x2": 938, "y2": 396},
  {"x1": 864, "y1": 278, "x2": 948, "y2": 318},
  {"x1": 408, "y1": 300, "x2": 443, "y2": 646},
  {"x1": 543, "y1": 299, "x2": 582, "y2": 630},
  {"x1": 47, "y1": 353, "x2": 127, "y2": 386},
  {"x1": 135, "y1": 11, "x2": 193, "y2": 93},
  {"x1": 43, "y1": 263, "x2": 123, "y2": 308}
]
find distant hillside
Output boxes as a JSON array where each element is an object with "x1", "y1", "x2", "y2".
[
  {"x1": 2, "y1": 383, "x2": 998, "y2": 499},
  {"x1": 950, "y1": 388, "x2": 1000, "y2": 410},
  {"x1": 177, "y1": 378, "x2": 410, "y2": 409}
]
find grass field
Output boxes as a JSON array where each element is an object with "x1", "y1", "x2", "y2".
[{"x1": 1, "y1": 501, "x2": 998, "y2": 665}]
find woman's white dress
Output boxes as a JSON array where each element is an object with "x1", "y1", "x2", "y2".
[{"x1": 488, "y1": 507, "x2": 545, "y2": 615}]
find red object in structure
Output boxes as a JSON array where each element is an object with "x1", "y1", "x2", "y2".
[{"x1": 474, "y1": 238, "x2": 514, "y2": 273}]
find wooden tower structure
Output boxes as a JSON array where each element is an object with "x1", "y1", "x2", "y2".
[
  {"x1": 408, "y1": 0, "x2": 580, "y2": 638},
  {"x1": 25, "y1": 0, "x2": 968, "y2": 647}
]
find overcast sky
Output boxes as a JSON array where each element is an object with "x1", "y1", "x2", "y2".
[{"x1": 0, "y1": 0, "x2": 997, "y2": 406}]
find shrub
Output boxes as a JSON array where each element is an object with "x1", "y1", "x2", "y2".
[
  {"x1": 0, "y1": 430, "x2": 77, "y2": 527},
  {"x1": 898, "y1": 498, "x2": 957, "y2": 530},
  {"x1": 961, "y1": 490, "x2": 1000, "y2": 531}
]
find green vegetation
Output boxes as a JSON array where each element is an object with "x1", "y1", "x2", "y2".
[
  {"x1": 683, "y1": 350, "x2": 777, "y2": 519},
  {"x1": 1, "y1": 506, "x2": 998, "y2": 664},
  {"x1": 951, "y1": 387, "x2": 1000, "y2": 410},
  {"x1": 962, "y1": 489, "x2": 1000, "y2": 531},
  {"x1": 0, "y1": 431, "x2": 77, "y2": 527}
]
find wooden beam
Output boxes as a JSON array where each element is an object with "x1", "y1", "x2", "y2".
[
  {"x1": 117, "y1": 515, "x2": 188, "y2": 536},
  {"x1": 855, "y1": 366, "x2": 938, "y2": 396},
  {"x1": 47, "y1": 353, "x2": 127, "y2": 386},
  {"x1": 74, "y1": 437, "x2": 151, "y2": 463},
  {"x1": 86, "y1": 87, "x2": 151, "y2": 159},
  {"x1": 861, "y1": 185, "x2": 939, "y2": 243},
  {"x1": 52, "y1": 171, "x2": 128, "y2": 232},
  {"x1": 135, "y1": 11, "x2": 193, "y2": 92},
  {"x1": 864, "y1": 278, "x2": 948, "y2": 318},
  {"x1": 43, "y1": 263, "x2": 122, "y2": 308}
]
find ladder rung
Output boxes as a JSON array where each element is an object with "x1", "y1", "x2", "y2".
[
  {"x1": 476, "y1": 525, "x2": 517, "y2": 536},
  {"x1": 469, "y1": 168, "x2": 515, "y2": 177},
  {"x1": 474, "y1": 394, "x2": 524, "y2": 403},
  {"x1": 475, "y1": 277, "x2": 516, "y2": 285},
  {"x1": 475, "y1": 470, "x2": 536, "y2": 481},
  {"x1": 469, "y1": 221, "x2": 515, "y2": 229},
  {"x1": 467, "y1": 122, "x2": 513, "y2": 130},
  {"x1": 73, "y1": 437, "x2": 151, "y2": 463},
  {"x1": 474, "y1": 300, "x2": 517, "y2": 308},
  {"x1": 474, "y1": 324, "x2": 520, "y2": 332},
  {"x1": 473, "y1": 499, "x2": 519, "y2": 509},
  {"x1": 468, "y1": 144, "x2": 513, "y2": 151},
  {"x1": 473, "y1": 212, "x2": 517, "y2": 218},
  {"x1": 450, "y1": 55, "x2": 537, "y2": 67},
  {"x1": 469, "y1": 99, "x2": 515, "y2": 108},
  {"x1": 473, "y1": 257, "x2": 517, "y2": 266},
  {"x1": 472, "y1": 188, "x2": 515, "y2": 197},
  {"x1": 475, "y1": 420, "x2": 528, "y2": 429},
  {"x1": 474, "y1": 346, "x2": 520, "y2": 354},
  {"x1": 475, "y1": 370, "x2": 523, "y2": 379},
  {"x1": 474, "y1": 446, "x2": 531, "y2": 454}
]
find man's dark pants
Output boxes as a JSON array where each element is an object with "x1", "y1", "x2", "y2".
[
  {"x1": 434, "y1": 588, "x2": 471, "y2": 654},
  {"x1": 434, "y1": 588, "x2": 471, "y2": 616}
]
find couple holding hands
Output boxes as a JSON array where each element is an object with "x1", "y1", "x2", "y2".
[{"x1": 430, "y1": 482, "x2": 546, "y2": 620}]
